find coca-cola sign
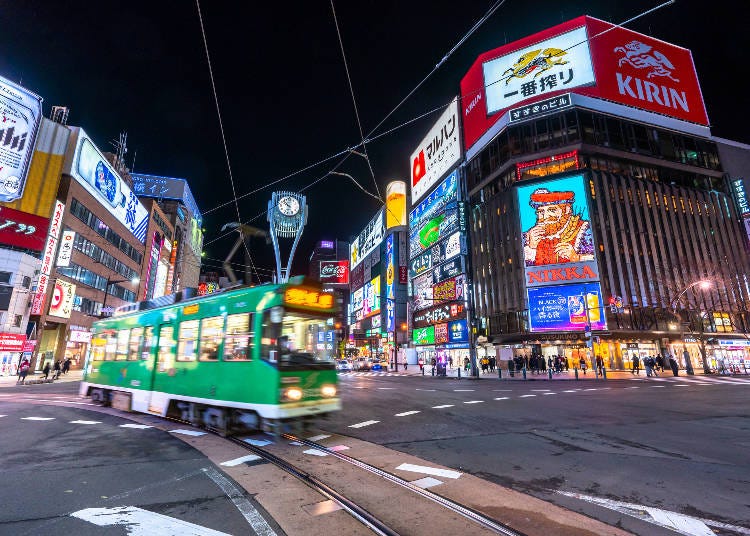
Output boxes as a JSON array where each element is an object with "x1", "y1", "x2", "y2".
[{"x1": 320, "y1": 260, "x2": 349, "y2": 284}]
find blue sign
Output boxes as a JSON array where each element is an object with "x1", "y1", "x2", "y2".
[
  {"x1": 131, "y1": 173, "x2": 202, "y2": 225},
  {"x1": 448, "y1": 319, "x2": 468, "y2": 343},
  {"x1": 528, "y1": 282, "x2": 607, "y2": 332}
]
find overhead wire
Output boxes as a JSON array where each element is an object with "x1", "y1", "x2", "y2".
[
  {"x1": 195, "y1": 0, "x2": 261, "y2": 284},
  {"x1": 329, "y1": 0, "x2": 381, "y2": 200}
]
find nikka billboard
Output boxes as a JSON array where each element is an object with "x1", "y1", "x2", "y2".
[{"x1": 460, "y1": 16, "x2": 709, "y2": 152}]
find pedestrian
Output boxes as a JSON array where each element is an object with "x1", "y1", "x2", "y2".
[
  {"x1": 595, "y1": 355, "x2": 604, "y2": 376},
  {"x1": 418, "y1": 357, "x2": 424, "y2": 373},
  {"x1": 53, "y1": 360, "x2": 61, "y2": 380},
  {"x1": 449, "y1": 356, "x2": 453, "y2": 370},
  {"x1": 42, "y1": 361, "x2": 51, "y2": 380},
  {"x1": 656, "y1": 354, "x2": 665, "y2": 373},
  {"x1": 431, "y1": 356, "x2": 436, "y2": 374},
  {"x1": 644, "y1": 355, "x2": 654, "y2": 377},
  {"x1": 62, "y1": 357, "x2": 71, "y2": 375},
  {"x1": 632, "y1": 354, "x2": 641, "y2": 375},
  {"x1": 480, "y1": 356, "x2": 489, "y2": 373},
  {"x1": 563, "y1": 355, "x2": 569, "y2": 371},
  {"x1": 17, "y1": 359, "x2": 31, "y2": 384},
  {"x1": 403, "y1": 358, "x2": 408, "y2": 371},
  {"x1": 669, "y1": 355, "x2": 679, "y2": 376},
  {"x1": 580, "y1": 356, "x2": 587, "y2": 374},
  {"x1": 464, "y1": 357, "x2": 470, "y2": 372},
  {"x1": 547, "y1": 356, "x2": 553, "y2": 371}
]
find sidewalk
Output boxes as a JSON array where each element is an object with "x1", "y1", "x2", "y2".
[
  {"x1": 394, "y1": 365, "x2": 711, "y2": 381},
  {"x1": 0, "y1": 369, "x2": 84, "y2": 388}
]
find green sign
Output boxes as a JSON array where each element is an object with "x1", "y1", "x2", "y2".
[{"x1": 413, "y1": 325, "x2": 435, "y2": 345}]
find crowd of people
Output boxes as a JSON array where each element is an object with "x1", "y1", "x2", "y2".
[{"x1": 16, "y1": 357, "x2": 73, "y2": 384}]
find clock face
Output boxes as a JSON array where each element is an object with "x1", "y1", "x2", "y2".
[{"x1": 278, "y1": 195, "x2": 300, "y2": 216}]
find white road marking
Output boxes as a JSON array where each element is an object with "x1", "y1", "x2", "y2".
[
  {"x1": 395, "y1": 463, "x2": 462, "y2": 479},
  {"x1": 377, "y1": 387, "x2": 396, "y2": 390},
  {"x1": 543, "y1": 392, "x2": 557, "y2": 395},
  {"x1": 169, "y1": 429, "x2": 206, "y2": 437},
  {"x1": 416, "y1": 388, "x2": 436, "y2": 391},
  {"x1": 555, "y1": 491, "x2": 745, "y2": 536},
  {"x1": 411, "y1": 477, "x2": 444, "y2": 489},
  {"x1": 494, "y1": 397, "x2": 509, "y2": 400},
  {"x1": 650, "y1": 385, "x2": 666, "y2": 388},
  {"x1": 519, "y1": 394, "x2": 536, "y2": 398},
  {"x1": 453, "y1": 389, "x2": 474, "y2": 392},
  {"x1": 562, "y1": 390, "x2": 577, "y2": 393},
  {"x1": 531, "y1": 389, "x2": 550, "y2": 392},
  {"x1": 71, "y1": 506, "x2": 232, "y2": 535},
  {"x1": 493, "y1": 389, "x2": 512, "y2": 391},
  {"x1": 432, "y1": 404, "x2": 454, "y2": 409},
  {"x1": 395, "y1": 410, "x2": 420, "y2": 417},
  {"x1": 329, "y1": 445, "x2": 350, "y2": 452},
  {"x1": 120, "y1": 424, "x2": 153, "y2": 429},
  {"x1": 244, "y1": 438, "x2": 272, "y2": 446},
  {"x1": 463, "y1": 400, "x2": 484, "y2": 404},
  {"x1": 626, "y1": 386, "x2": 640, "y2": 389},
  {"x1": 583, "y1": 388, "x2": 598, "y2": 391},
  {"x1": 674, "y1": 384, "x2": 689, "y2": 387},
  {"x1": 22, "y1": 417, "x2": 54, "y2": 421},
  {"x1": 70, "y1": 420, "x2": 101, "y2": 425},
  {"x1": 0, "y1": 415, "x2": 6, "y2": 417},
  {"x1": 203, "y1": 467, "x2": 277, "y2": 536},
  {"x1": 220, "y1": 455, "x2": 262, "y2": 467},
  {"x1": 349, "y1": 420, "x2": 379, "y2": 428},
  {"x1": 289, "y1": 441, "x2": 302, "y2": 445},
  {"x1": 303, "y1": 449, "x2": 328, "y2": 457},
  {"x1": 306, "y1": 434, "x2": 330, "y2": 441}
]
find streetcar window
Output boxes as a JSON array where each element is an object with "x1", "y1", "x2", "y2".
[
  {"x1": 91, "y1": 333, "x2": 108, "y2": 361},
  {"x1": 115, "y1": 330, "x2": 129, "y2": 361},
  {"x1": 157, "y1": 325, "x2": 175, "y2": 372},
  {"x1": 103, "y1": 330, "x2": 117, "y2": 361},
  {"x1": 261, "y1": 310, "x2": 336, "y2": 364},
  {"x1": 224, "y1": 313, "x2": 253, "y2": 361},
  {"x1": 199, "y1": 316, "x2": 224, "y2": 361},
  {"x1": 142, "y1": 326, "x2": 154, "y2": 360},
  {"x1": 128, "y1": 327, "x2": 143, "y2": 361},
  {"x1": 177, "y1": 320, "x2": 198, "y2": 361}
]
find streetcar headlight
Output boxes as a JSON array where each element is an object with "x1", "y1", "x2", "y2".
[
  {"x1": 283, "y1": 387, "x2": 303, "y2": 401},
  {"x1": 321, "y1": 384, "x2": 337, "y2": 398}
]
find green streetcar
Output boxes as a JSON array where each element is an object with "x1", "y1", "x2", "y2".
[{"x1": 80, "y1": 277, "x2": 341, "y2": 433}]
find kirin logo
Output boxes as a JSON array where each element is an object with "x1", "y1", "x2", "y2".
[{"x1": 614, "y1": 40, "x2": 679, "y2": 82}]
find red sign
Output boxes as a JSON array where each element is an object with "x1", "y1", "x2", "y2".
[
  {"x1": 0, "y1": 206, "x2": 49, "y2": 251},
  {"x1": 22, "y1": 340, "x2": 37, "y2": 352},
  {"x1": 320, "y1": 260, "x2": 349, "y2": 284},
  {"x1": 398, "y1": 266, "x2": 408, "y2": 285},
  {"x1": 0, "y1": 333, "x2": 27, "y2": 352},
  {"x1": 460, "y1": 16, "x2": 708, "y2": 152}
]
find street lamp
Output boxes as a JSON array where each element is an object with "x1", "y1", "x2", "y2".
[
  {"x1": 670, "y1": 279, "x2": 713, "y2": 374},
  {"x1": 100, "y1": 276, "x2": 140, "y2": 318}
]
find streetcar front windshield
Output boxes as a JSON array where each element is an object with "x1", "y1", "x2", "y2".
[{"x1": 261, "y1": 308, "x2": 337, "y2": 367}]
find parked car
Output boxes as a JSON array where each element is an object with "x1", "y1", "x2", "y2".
[
  {"x1": 371, "y1": 361, "x2": 384, "y2": 371},
  {"x1": 336, "y1": 359, "x2": 353, "y2": 372},
  {"x1": 354, "y1": 358, "x2": 371, "y2": 371}
]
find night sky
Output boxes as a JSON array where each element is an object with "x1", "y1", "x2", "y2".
[{"x1": 0, "y1": 0, "x2": 743, "y2": 281}]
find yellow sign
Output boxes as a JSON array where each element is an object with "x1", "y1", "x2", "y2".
[
  {"x1": 385, "y1": 181, "x2": 407, "y2": 229},
  {"x1": 183, "y1": 304, "x2": 199, "y2": 315},
  {"x1": 284, "y1": 288, "x2": 334, "y2": 309}
]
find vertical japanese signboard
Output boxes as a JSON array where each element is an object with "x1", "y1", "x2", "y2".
[{"x1": 31, "y1": 200, "x2": 65, "y2": 315}]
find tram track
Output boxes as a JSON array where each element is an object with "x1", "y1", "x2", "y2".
[{"x1": 225, "y1": 430, "x2": 525, "y2": 536}]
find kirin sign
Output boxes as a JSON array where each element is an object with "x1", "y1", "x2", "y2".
[{"x1": 320, "y1": 261, "x2": 349, "y2": 284}]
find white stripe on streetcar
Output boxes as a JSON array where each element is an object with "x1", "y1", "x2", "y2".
[
  {"x1": 395, "y1": 411, "x2": 420, "y2": 417},
  {"x1": 395, "y1": 463, "x2": 462, "y2": 479},
  {"x1": 349, "y1": 420, "x2": 379, "y2": 428},
  {"x1": 220, "y1": 455, "x2": 262, "y2": 467}
]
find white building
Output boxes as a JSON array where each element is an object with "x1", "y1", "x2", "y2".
[{"x1": 0, "y1": 250, "x2": 40, "y2": 375}]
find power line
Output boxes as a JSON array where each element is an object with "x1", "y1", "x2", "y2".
[{"x1": 195, "y1": 0, "x2": 261, "y2": 285}]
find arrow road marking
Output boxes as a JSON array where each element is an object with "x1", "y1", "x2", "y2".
[
  {"x1": 71, "y1": 506, "x2": 231, "y2": 535},
  {"x1": 556, "y1": 491, "x2": 750, "y2": 536},
  {"x1": 220, "y1": 455, "x2": 262, "y2": 467}
]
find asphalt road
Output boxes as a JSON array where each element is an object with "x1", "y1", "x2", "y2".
[
  {"x1": 326, "y1": 372, "x2": 750, "y2": 536},
  {"x1": 0, "y1": 388, "x2": 279, "y2": 536}
]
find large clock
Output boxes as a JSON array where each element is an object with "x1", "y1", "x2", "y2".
[{"x1": 278, "y1": 195, "x2": 300, "y2": 216}]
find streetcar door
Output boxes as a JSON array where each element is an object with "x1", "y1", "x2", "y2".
[{"x1": 147, "y1": 324, "x2": 176, "y2": 415}]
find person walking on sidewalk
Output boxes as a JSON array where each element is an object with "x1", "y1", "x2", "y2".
[
  {"x1": 632, "y1": 354, "x2": 641, "y2": 375},
  {"x1": 17, "y1": 359, "x2": 30, "y2": 384},
  {"x1": 42, "y1": 361, "x2": 51, "y2": 380},
  {"x1": 580, "y1": 356, "x2": 587, "y2": 374},
  {"x1": 62, "y1": 357, "x2": 71, "y2": 375},
  {"x1": 595, "y1": 355, "x2": 604, "y2": 376},
  {"x1": 52, "y1": 360, "x2": 61, "y2": 380},
  {"x1": 669, "y1": 355, "x2": 679, "y2": 376},
  {"x1": 644, "y1": 355, "x2": 654, "y2": 377},
  {"x1": 418, "y1": 357, "x2": 424, "y2": 373}
]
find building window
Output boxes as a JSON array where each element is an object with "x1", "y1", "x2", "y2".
[
  {"x1": 0, "y1": 271, "x2": 11, "y2": 284},
  {"x1": 13, "y1": 315, "x2": 23, "y2": 327}
]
